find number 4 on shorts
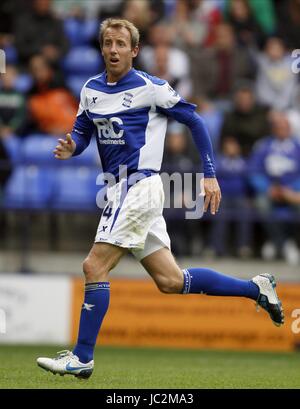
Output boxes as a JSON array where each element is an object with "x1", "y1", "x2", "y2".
[{"x1": 103, "y1": 203, "x2": 113, "y2": 220}]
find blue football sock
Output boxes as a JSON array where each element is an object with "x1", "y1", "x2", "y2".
[
  {"x1": 73, "y1": 282, "x2": 110, "y2": 363},
  {"x1": 182, "y1": 268, "x2": 259, "y2": 300}
]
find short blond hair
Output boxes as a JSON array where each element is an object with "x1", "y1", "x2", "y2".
[{"x1": 99, "y1": 18, "x2": 140, "y2": 49}]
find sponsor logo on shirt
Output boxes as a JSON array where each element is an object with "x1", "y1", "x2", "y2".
[{"x1": 94, "y1": 117, "x2": 125, "y2": 145}]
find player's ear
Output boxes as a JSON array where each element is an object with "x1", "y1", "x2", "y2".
[{"x1": 131, "y1": 46, "x2": 139, "y2": 58}]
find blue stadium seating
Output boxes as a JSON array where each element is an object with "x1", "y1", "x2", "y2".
[
  {"x1": 2, "y1": 135, "x2": 22, "y2": 164},
  {"x1": 271, "y1": 206, "x2": 296, "y2": 221},
  {"x1": 63, "y1": 46, "x2": 104, "y2": 76},
  {"x1": 2, "y1": 133, "x2": 103, "y2": 211},
  {"x1": 64, "y1": 18, "x2": 98, "y2": 47},
  {"x1": 14, "y1": 73, "x2": 33, "y2": 93},
  {"x1": 66, "y1": 74, "x2": 88, "y2": 98},
  {"x1": 22, "y1": 135, "x2": 58, "y2": 165},
  {"x1": 3, "y1": 44, "x2": 18, "y2": 64},
  {"x1": 3, "y1": 134, "x2": 100, "y2": 167},
  {"x1": 52, "y1": 166, "x2": 100, "y2": 211},
  {"x1": 4, "y1": 165, "x2": 55, "y2": 209}
]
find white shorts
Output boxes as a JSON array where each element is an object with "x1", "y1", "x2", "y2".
[{"x1": 95, "y1": 174, "x2": 171, "y2": 261}]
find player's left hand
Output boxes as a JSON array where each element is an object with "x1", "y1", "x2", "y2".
[{"x1": 202, "y1": 177, "x2": 221, "y2": 215}]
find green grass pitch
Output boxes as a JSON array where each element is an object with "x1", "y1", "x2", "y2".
[{"x1": 0, "y1": 345, "x2": 299, "y2": 389}]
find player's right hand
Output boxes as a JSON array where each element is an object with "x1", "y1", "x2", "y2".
[{"x1": 53, "y1": 133, "x2": 76, "y2": 160}]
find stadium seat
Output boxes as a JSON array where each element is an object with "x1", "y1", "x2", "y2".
[
  {"x1": 22, "y1": 135, "x2": 58, "y2": 165},
  {"x1": 22, "y1": 133, "x2": 101, "y2": 167},
  {"x1": 52, "y1": 166, "x2": 100, "y2": 211},
  {"x1": 64, "y1": 17, "x2": 98, "y2": 47},
  {"x1": 3, "y1": 165, "x2": 55, "y2": 209},
  {"x1": 271, "y1": 206, "x2": 295, "y2": 221},
  {"x1": 66, "y1": 75, "x2": 88, "y2": 98},
  {"x1": 62, "y1": 46, "x2": 104, "y2": 76},
  {"x1": 3, "y1": 44, "x2": 18, "y2": 64},
  {"x1": 2, "y1": 135, "x2": 22, "y2": 164},
  {"x1": 14, "y1": 73, "x2": 33, "y2": 93}
]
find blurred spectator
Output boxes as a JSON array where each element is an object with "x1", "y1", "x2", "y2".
[
  {"x1": 274, "y1": 0, "x2": 300, "y2": 51},
  {"x1": 162, "y1": 122, "x2": 199, "y2": 256},
  {"x1": 276, "y1": 188, "x2": 300, "y2": 206},
  {"x1": 0, "y1": 139, "x2": 11, "y2": 193},
  {"x1": 0, "y1": 137, "x2": 11, "y2": 244},
  {"x1": 163, "y1": 122, "x2": 198, "y2": 227},
  {"x1": 221, "y1": 83, "x2": 270, "y2": 156},
  {"x1": 171, "y1": 0, "x2": 222, "y2": 49},
  {"x1": 0, "y1": 0, "x2": 29, "y2": 65},
  {"x1": 225, "y1": 0, "x2": 276, "y2": 36},
  {"x1": 254, "y1": 37, "x2": 299, "y2": 110},
  {"x1": 164, "y1": 0, "x2": 177, "y2": 19},
  {"x1": 53, "y1": 0, "x2": 120, "y2": 20},
  {"x1": 97, "y1": 0, "x2": 124, "y2": 20},
  {"x1": 119, "y1": 0, "x2": 166, "y2": 71},
  {"x1": 0, "y1": 65, "x2": 26, "y2": 138},
  {"x1": 121, "y1": 0, "x2": 166, "y2": 34},
  {"x1": 148, "y1": 0, "x2": 166, "y2": 25},
  {"x1": 249, "y1": 111, "x2": 300, "y2": 264},
  {"x1": 0, "y1": 0, "x2": 28, "y2": 37},
  {"x1": 163, "y1": 122, "x2": 196, "y2": 172},
  {"x1": 121, "y1": 0, "x2": 153, "y2": 44},
  {"x1": 61, "y1": 6, "x2": 98, "y2": 48},
  {"x1": 140, "y1": 23, "x2": 192, "y2": 98},
  {"x1": 194, "y1": 96, "x2": 224, "y2": 151},
  {"x1": 27, "y1": 55, "x2": 77, "y2": 135},
  {"x1": 152, "y1": 45, "x2": 192, "y2": 98},
  {"x1": 14, "y1": 0, "x2": 69, "y2": 66},
  {"x1": 208, "y1": 136, "x2": 252, "y2": 257},
  {"x1": 0, "y1": 127, "x2": 12, "y2": 243},
  {"x1": 194, "y1": 23, "x2": 254, "y2": 102},
  {"x1": 0, "y1": 0, "x2": 15, "y2": 35},
  {"x1": 225, "y1": 0, "x2": 265, "y2": 48},
  {"x1": 248, "y1": 0, "x2": 276, "y2": 35},
  {"x1": 286, "y1": 110, "x2": 300, "y2": 143}
]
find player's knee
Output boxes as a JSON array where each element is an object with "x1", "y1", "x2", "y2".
[
  {"x1": 82, "y1": 256, "x2": 108, "y2": 282},
  {"x1": 156, "y1": 275, "x2": 183, "y2": 294}
]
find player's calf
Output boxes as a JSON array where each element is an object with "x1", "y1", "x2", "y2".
[{"x1": 154, "y1": 274, "x2": 184, "y2": 294}]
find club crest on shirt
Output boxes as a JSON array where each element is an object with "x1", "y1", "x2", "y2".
[{"x1": 122, "y1": 92, "x2": 133, "y2": 108}]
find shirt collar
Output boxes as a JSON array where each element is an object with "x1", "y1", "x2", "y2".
[{"x1": 104, "y1": 68, "x2": 135, "y2": 86}]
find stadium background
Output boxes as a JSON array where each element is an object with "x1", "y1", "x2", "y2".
[{"x1": 0, "y1": 0, "x2": 300, "y2": 389}]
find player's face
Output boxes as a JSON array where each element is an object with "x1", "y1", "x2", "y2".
[{"x1": 102, "y1": 27, "x2": 138, "y2": 82}]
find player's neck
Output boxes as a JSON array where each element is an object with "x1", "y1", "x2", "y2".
[{"x1": 106, "y1": 67, "x2": 133, "y2": 84}]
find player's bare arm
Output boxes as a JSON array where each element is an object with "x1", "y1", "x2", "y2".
[{"x1": 53, "y1": 133, "x2": 76, "y2": 160}]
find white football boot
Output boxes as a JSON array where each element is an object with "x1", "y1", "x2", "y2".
[
  {"x1": 251, "y1": 273, "x2": 284, "y2": 327},
  {"x1": 37, "y1": 350, "x2": 94, "y2": 379}
]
